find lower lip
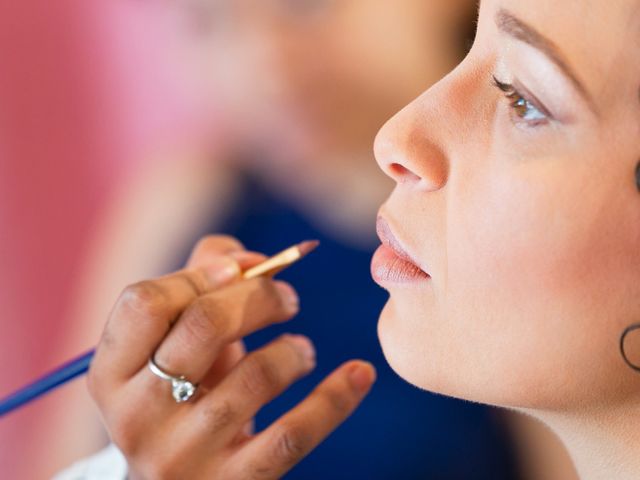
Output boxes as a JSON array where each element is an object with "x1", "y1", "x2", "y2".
[{"x1": 371, "y1": 244, "x2": 430, "y2": 285}]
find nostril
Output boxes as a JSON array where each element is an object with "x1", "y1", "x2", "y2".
[{"x1": 389, "y1": 162, "x2": 421, "y2": 183}]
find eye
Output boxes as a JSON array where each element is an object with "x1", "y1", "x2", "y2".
[{"x1": 492, "y1": 75, "x2": 550, "y2": 127}]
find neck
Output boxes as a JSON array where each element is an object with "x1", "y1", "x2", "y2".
[{"x1": 524, "y1": 401, "x2": 640, "y2": 480}]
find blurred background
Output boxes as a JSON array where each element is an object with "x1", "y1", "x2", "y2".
[{"x1": 0, "y1": 1, "x2": 578, "y2": 478}]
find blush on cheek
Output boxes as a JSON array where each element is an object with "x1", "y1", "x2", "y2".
[
  {"x1": 445, "y1": 165, "x2": 639, "y2": 408},
  {"x1": 456, "y1": 163, "x2": 606, "y2": 306}
]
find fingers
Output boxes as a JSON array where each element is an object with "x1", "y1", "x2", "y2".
[
  {"x1": 152, "y1": 277, "x2": 300, "y2": 384},
  {"x1": 198, "y1": 341, "x2": 247, "y2": 390},
  {"x1": 189, "y1": 249, "x2": 269, "y2": 391},
  {"x1": 187, "y1": 235, "x2": 245, "y2": 268},
  {"x1": 229, "y1": 360, "x2": 376, "y2": 479},
  {"x1": 91, "y1": 234, "x2": 253, "y2": 392},
  {"x1": 181, "y1": 334, "x2": 316, "y2": 448},
  {"x1": 90, "y1": 258, "x2": 242, "y2": 389}
]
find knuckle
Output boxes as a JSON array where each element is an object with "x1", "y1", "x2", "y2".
[
  {"x1": 200, "y1": 399, "x2": 237, "y2": 432},
  {"x1": 235, "y1": 462, "x2": 270, "y2": 480},
  {"x1": 85, "y1": 365, "x2": 102, "y2": 402},
  {"x1": 241, "y1": 352, "x2": 280, "y2": 396},
  {"x1": 271, "y1": 422, "x2": 312, "y2": 465},
  {"x1": 319, "y1": 385, "x2": 351, "y2": 416},
  {"x1": 99, "y1": 325, "x2": 118, "y2": 350},
  {"x1": 119, "y1": 280, "x2": 169, "y2": 319},
  {"x1": 182, "y1": 297, "x2": 229, "y2": 346},
  {"x1": 175, "y1": 270, "x2": 208, "y2": 297},
  {"x1": 242, "y1": 463, "x2": 275, "y2": 480},
  {"x1": 280, "y1": 335, "x2": 310, "y2": 366},
  {"x1": 108, "y1": 414, "x2": 140, "y2": 457},
  {"x1": 250, "y1": 278, "x2": 282, "y2": 310}
]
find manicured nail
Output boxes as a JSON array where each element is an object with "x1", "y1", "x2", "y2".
[
  {"x1": 286, "y1": 334, "x2": 316, "y2": 365},
  {"x1": 204, "y1": 257, "x2": 241, "y2": 285},
  {"x1": 275, "y1": 281, "x2": 300, "y2": 311},
  {"x1": 229, "y1": 250, "x2": 264, "y2": 262},
  {"x1": 348, "y1": 362, "x2": 376, "y2": 394}
]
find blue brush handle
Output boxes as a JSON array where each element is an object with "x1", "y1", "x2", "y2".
[{"x1": 0, "y1": 348, "x2": 95, "y2": 417}]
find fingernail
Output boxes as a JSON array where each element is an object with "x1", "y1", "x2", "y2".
[
  {"x1": 275, "y1": 281, "x2": 299, "y2": 311},
  {"x1": 348, "y1": 362, "x2": 376, "y2": 394},
  {"x1": 286, "y1": 334, "x2": 316, "y2": 365},
  {"x1": 204, "y1": 257, "x2": 241, "y2": 284},
  {"x1": 228, "y1": 250, "x2": 263, "y2": 262}
]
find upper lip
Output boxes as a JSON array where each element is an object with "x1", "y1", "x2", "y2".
[{"x1": 376, "y1": 215, "x2": 428, "y2": 274}]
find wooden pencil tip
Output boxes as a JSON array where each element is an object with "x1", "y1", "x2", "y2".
[{"x1": 297, "y1": 240, "x2": 320, "y2": 257}]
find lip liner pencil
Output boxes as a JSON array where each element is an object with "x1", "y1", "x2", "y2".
[{"x1": 0, "y1": 240, "x2": 319, "y2": 417}]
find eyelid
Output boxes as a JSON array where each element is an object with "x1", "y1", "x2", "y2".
[
  {"x1": 509, "y1": 78, "x2": 554, "y2": 120},
  {"x1": 492, "y1": 75, "x2": 554, "y2": 121},
  {"x1": 491, "y1": 75, "x2": 560, "y2": 133}
]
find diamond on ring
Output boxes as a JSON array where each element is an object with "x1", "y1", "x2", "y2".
[
  {"x1": 147, "y1": 356, "x2": 198, "y2": 404},
  {"x1": 171, "y1": 377, "x2": 197, "y2": 403}
]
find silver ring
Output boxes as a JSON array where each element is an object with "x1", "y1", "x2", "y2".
[{"x1": 148, "y1": 355, "x2": 198, "y2": 403}]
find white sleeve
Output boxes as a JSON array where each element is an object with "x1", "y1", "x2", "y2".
[{"x1": 52, "y1": 443, "x2": 128, "y2": 480}]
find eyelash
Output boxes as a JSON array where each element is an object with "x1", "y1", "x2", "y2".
[{"x1": 491, "y1": 75, "x2": 551, "y2": 127}]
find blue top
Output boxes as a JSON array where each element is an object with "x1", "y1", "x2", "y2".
[{"x1": 176, "y1": 172, "x2": 521, "y2": 480}]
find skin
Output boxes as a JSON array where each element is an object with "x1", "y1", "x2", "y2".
[
  {"x1": 76, "y1": 1, "x2": 579, "y2": 478},
  {"x1": 88, "y1": 236, "x2": 376, "y2": 479},
  {"x1": 191, "y1": 0, "x2": 475, "y2": 246},
  {"x1": 59, "y1": 2, "x2": 483, "y2": 478},
  {"x1": 373, "y1": 0, "x2": 640, "y2": 478}
]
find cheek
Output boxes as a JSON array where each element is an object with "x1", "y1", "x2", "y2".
[{"x1": 443, "y1": 163, "x2": 639, "y2": 408}]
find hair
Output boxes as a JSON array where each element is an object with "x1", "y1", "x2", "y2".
[
  {"x1": 459, "y1": 1, "x2": 480, "y2": 55},
  {"x1": 635, "y1": 160, "x2": 640, "y2": 192}
]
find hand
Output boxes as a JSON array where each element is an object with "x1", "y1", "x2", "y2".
[{"x1": 87, "y1": 235, "x2": 376, "y2": 479}]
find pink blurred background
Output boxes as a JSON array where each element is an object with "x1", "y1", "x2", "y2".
[{"x1": 0, "y1": 1, "x2": 221, "y2": 477}]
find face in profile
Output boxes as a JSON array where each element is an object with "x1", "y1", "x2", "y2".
[{"x1": 371, "y1": 0, "x2": 640, "y2": 413}]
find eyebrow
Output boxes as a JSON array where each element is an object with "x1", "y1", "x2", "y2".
[{"x1": 495, "y1": 9, "x2": 598, "y2": 114}]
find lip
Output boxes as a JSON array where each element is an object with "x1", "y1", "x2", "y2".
[{"x1": 371, "y1": 216, "x2": 430, "y2": 285}]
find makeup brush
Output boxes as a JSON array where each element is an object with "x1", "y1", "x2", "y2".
[
  {"x1": 0, "y1": 240, "x2": 319, "y2": 417},
  {"x1": 242, "y1": 240, "x2": 319, "y2": 279}
]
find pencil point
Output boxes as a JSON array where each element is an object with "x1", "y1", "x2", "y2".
[{"x1": 297, "y1": 240, "x2": 320, "y2": 257}]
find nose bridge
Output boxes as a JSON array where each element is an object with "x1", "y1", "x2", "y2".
[{"x1": 373, "y1": 65, "x2": 472, "y2": 190}]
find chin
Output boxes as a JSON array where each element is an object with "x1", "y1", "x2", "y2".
[
  {"x1": 376, "y1": 299, "x2": 452, "y2": 394},
  {"x1": 376, "y1": 298, "x2": 534, "y2": 409}
]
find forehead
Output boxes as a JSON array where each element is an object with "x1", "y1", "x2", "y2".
[{"x1": 483, "y1": 0, "x2": 639, "y2": 107}]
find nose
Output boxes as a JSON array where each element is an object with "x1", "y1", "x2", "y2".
[{"x1": 373, "y1": 73, "x2": 464, "y2": 192}]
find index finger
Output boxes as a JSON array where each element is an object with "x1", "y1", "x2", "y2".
[
  {"x1": 92, "y1": 235, "x2": 248, "y2": 384},
  {"x1": 91, "y1": 256, "x2": 240, "y2": 386},
  {"x1": 187, "y1": 235, "x2": 245, "y2": 267},
  {"x1": 228, "y1": 360, "x2": 376, "y2": 479}
]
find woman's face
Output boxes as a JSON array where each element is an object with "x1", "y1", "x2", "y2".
[{"x1": 372, "y1": 0, "x2": 640, "y2": 413}]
